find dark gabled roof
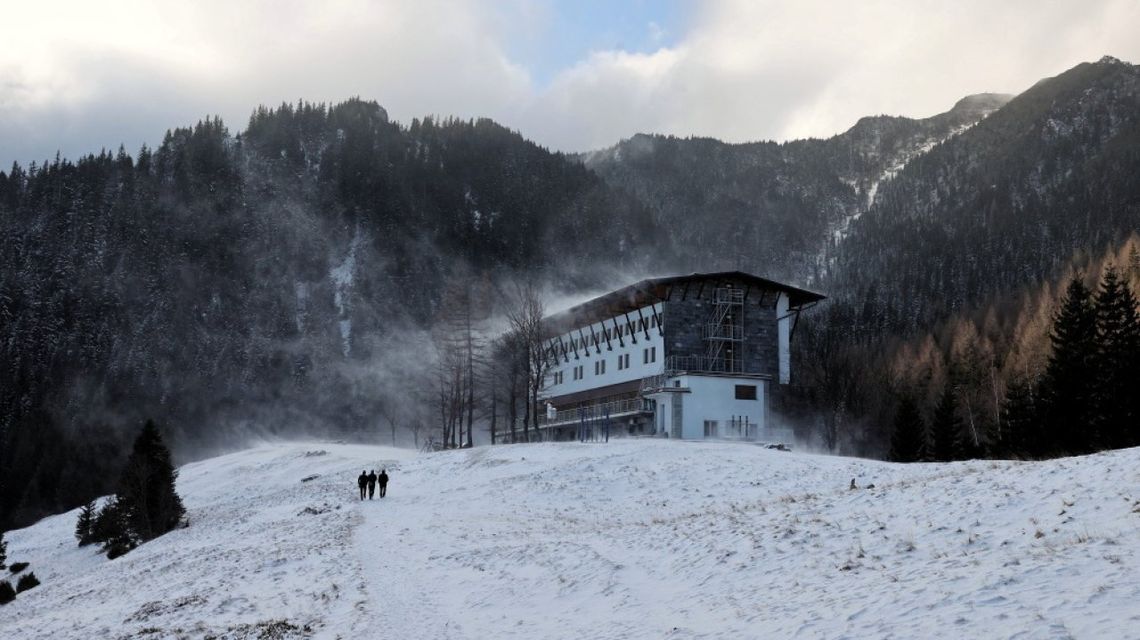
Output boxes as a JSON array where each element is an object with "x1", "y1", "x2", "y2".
[{"x1": 544, "y1": 271, "x2": 825, "y2": 336}]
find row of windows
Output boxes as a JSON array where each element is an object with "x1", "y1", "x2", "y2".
[{"x1": 551, "y1": 348, "x2": 657, "y2": 386}]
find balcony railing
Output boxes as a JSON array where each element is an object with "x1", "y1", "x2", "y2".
[
  {"x1": 666, "y1": 354, "x2": 745, "y2": 374},
  {"x1": 538, "y1": 397, "x2": 650, "y2": 428}
]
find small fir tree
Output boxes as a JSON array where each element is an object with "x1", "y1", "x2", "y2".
[
  {"x1": 0, "y1": 580, "x2": 14, "y2": 605},
  {"x1": 889, "y1": 395, "x2": 926, "y2": 463},
  {"x1": 1000, "y1": 377, "x2": 1038, "y2": 458},
  {"x1": 91, "y1": 498, "x2": 134, "y2": 558},
  {"x1": 15, "y1": 572, "x2": 39, "y2": 593},
  {"x1": 117, "y1": 420, "x2": 185, "y2": 543},
  {"x1": 1038, "y1": 277, "x2": 1097, "y2": 455},
  {"x1": 75, "y1": 501, "x2": 96, "y2": 547},
  {"x1": 930, "y1": 386, "x2": 961, "y2": 462},
  {"x1": 0, "y1": 530, "x2": 7, "y2": 569}
]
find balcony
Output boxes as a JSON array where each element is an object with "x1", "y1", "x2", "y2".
[
  {"x1": 665, "y1": 354, "x2": 745, "y2": 374},
  {"x1": 538, "y1": 397, "x2": 651, "y2": 429}
]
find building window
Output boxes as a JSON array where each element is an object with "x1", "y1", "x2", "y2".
[
  {"x1": 735, "y1": 385, "x2": 757, "y2": 400},
  {"x1": 643, "y1": 346, "x2": 657, "y2": 364},
  {"x1": 617, "y1": 353, "x2": 630, "y2": 370},
  {"x1": 704, "y1": 420, "x2": 718, "y2": 437},
  {"x1": 572, "y1": 365, "x2": 584, "y2": 381},
  {"x1": 595, "y1": 360, "x2": 606, "y2": 375},
  {"x1": 552, "y1": 371, "x2": 563, "y2": 385}
]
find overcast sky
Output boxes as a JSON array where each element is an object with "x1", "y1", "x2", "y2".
[{"x1": 2, "y1": 0, "x2": 1139, "y2": 167}]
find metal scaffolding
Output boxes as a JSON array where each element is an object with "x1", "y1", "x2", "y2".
[{"x1": 703, "y1": 286, "x2": 744, "y2": 373}]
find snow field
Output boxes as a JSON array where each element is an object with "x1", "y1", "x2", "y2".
[{"x1": 2, "y1": 440, "x2": 1138, "y2": 639}]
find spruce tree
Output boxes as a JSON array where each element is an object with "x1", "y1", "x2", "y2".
[
  {"x1": 1092, "y1": 267, "x2": 1140, "y2": 450},
  {"x1": 92, "y1": 498, "x2": 134, "y2": 559},
  {"x1": 930, "y1": 386, "x2": 961, "y2": 462},
  {"x1": 0, "y1": 529, "x2": 6, "y2": 569},
  {"x1": 1000, "y1": 377, "x2": 1038, "y2": 459},
  {"x1": 75, "y1": 501, "x2": 96, "y2": 547},
  {"x1": 1038, "y1": 277, "x2": 1097, "y2": 455},
  {"x1": 889, "y1": 395, "x2": 926, "y2": 463},
  {"x1": 117, "y1": 420, "x2": 185, "y2": 542}
]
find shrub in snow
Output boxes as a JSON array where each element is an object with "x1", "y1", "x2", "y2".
[
  {"x1": 92, "y1": 498, "x2": 136, "y2": 558},
  {"x1": 0, "y1": 581, "x2": 14, "y2": 605},
  {"x1": 106, "y1": 542, "x2": 132, "y2": 560},
  {"x1": 16, "y1": 572, "x2": 39, "y2": 593},
  {"x1": 76, "y1": 501, "x2": 97, "y2": 546},
  {"x1": 8, "y1": 562, "x2": 29, "y2": 574}
]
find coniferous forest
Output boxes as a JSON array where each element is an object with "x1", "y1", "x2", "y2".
[{"x1": 3, "y1": 57, "x2": 1140, "y2": 530}]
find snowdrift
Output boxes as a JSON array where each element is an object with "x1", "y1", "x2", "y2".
[{"x1": 1, "y1": 441, "x2": 1137, "y2": 639}]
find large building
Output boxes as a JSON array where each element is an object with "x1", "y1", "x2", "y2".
[{"x1": 536, "y1": 271, "x2": 824, "y2": 442}]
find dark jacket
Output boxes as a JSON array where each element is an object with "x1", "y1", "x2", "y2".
[
  {"x1": 367, "y1": 472, "x2": 377, "y2": 487},
  {"x1": 378, "y1": 472, "x2": 389, "y2": 486},
  {"x1": 358, "y1": 473, "x2": 367, "y2": 488}
]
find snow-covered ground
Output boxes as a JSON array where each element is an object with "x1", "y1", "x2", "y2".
[{"x1": 2, "y1": 440, "x2": 1138, "y2": 639}]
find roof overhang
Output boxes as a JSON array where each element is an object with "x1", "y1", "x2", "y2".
[{"x1": 543, "y1": 271, "x2": 825, "y2": 337}]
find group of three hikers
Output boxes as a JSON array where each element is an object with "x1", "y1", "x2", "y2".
[{"x1": 358, "y1": 469, "x2": 389, "y2": 500}]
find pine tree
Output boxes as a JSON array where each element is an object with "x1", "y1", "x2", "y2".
[
  {"x1": 1038, "y1": 277, "x2": 1097, "y2": 455},
  {"x1": 889, "y1": 395, "x2": 926, "y2": 462},
  {"x1": 0, "y1": 529, "x2": 7, "y2": 569},
  {"x1": 1000, "y1": 377, "x2": 1038, "y2": 459},
  {"x1": 930, "y1": 386, "x2": 961, "y2": 462},
  {"x1": 1092, "y1": 267, "x2": 1140, "y2": 449},
  {"x1": 75, "y1": 501, "x2": 96, "y2": 547},
  {"x1": 91, "y1": 498, "x2": 134, "y2": 559},
  {"x1": 117, "y1": 420, "x2": 185, "y2": 543}
]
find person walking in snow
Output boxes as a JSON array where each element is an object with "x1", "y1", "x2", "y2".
[
  {"x1": 378, "y1": 469, "x2": 389, "y2": 498},
  {"x1": 367, "y1": 469, "x2": 378, "y2": 500},
  {"x1": 357, "y1": 471, "x2": 368, "y2": 500}
]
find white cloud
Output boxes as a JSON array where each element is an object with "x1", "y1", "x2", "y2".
[
  {"x1": 2, "y1": 0, "x2": 1139, "y2": 164},
  {"x1": 522, "y1": 0, "x2": 1140, "y2": 150}
]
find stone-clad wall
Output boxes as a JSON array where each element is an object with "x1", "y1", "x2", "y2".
[{"x1": 662, "y1": 276, "x2": 779, "y2": 377}]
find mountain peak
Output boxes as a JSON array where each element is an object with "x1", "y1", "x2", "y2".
[{"x1": 948, "y1": 93, "x2": 1014, "y2": 117}]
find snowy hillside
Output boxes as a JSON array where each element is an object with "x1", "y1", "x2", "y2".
[{"x1": 2, "y1": 441, "x2": 1138, "y2": 639}]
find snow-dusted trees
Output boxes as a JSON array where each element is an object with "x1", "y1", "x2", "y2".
[
  {"x1": 432, "y1": 270, "x2": 491, "y2": 448},
  {"x1": 878, "y1": 239, "x2": 1140, "y2": 462},
  {"x1": 505, "y1": 283, "x2": 549, "y2": 443}
]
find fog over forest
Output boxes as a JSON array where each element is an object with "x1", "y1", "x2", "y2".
[{"x1": 3, "y1": 56, "x2": 1140, "y2": 530}]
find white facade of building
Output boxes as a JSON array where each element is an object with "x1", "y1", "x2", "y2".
[
  {"x1": 544, "y1": 303, "x2": 664, "y2": 397},
  {"x1": 645, "y1": 375, "x2": 793, "y2": 443},
  {"x1": 532, "y1": 272, "x2": 822, "y2": 444}
]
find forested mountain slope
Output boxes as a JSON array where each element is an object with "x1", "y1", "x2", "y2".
[
  {"x1": 835, "y1": 56, "x2": 1140, "y2": 334},
  {"x1": 582, "y1": 92, "x2": 1011, "y2": 284},
  {"x1": 0, "y1": 100, "x2": 659, "y2": 528},
  {"x1": 4, "y1": 57, "x2": 1140, "y2": 529}
]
